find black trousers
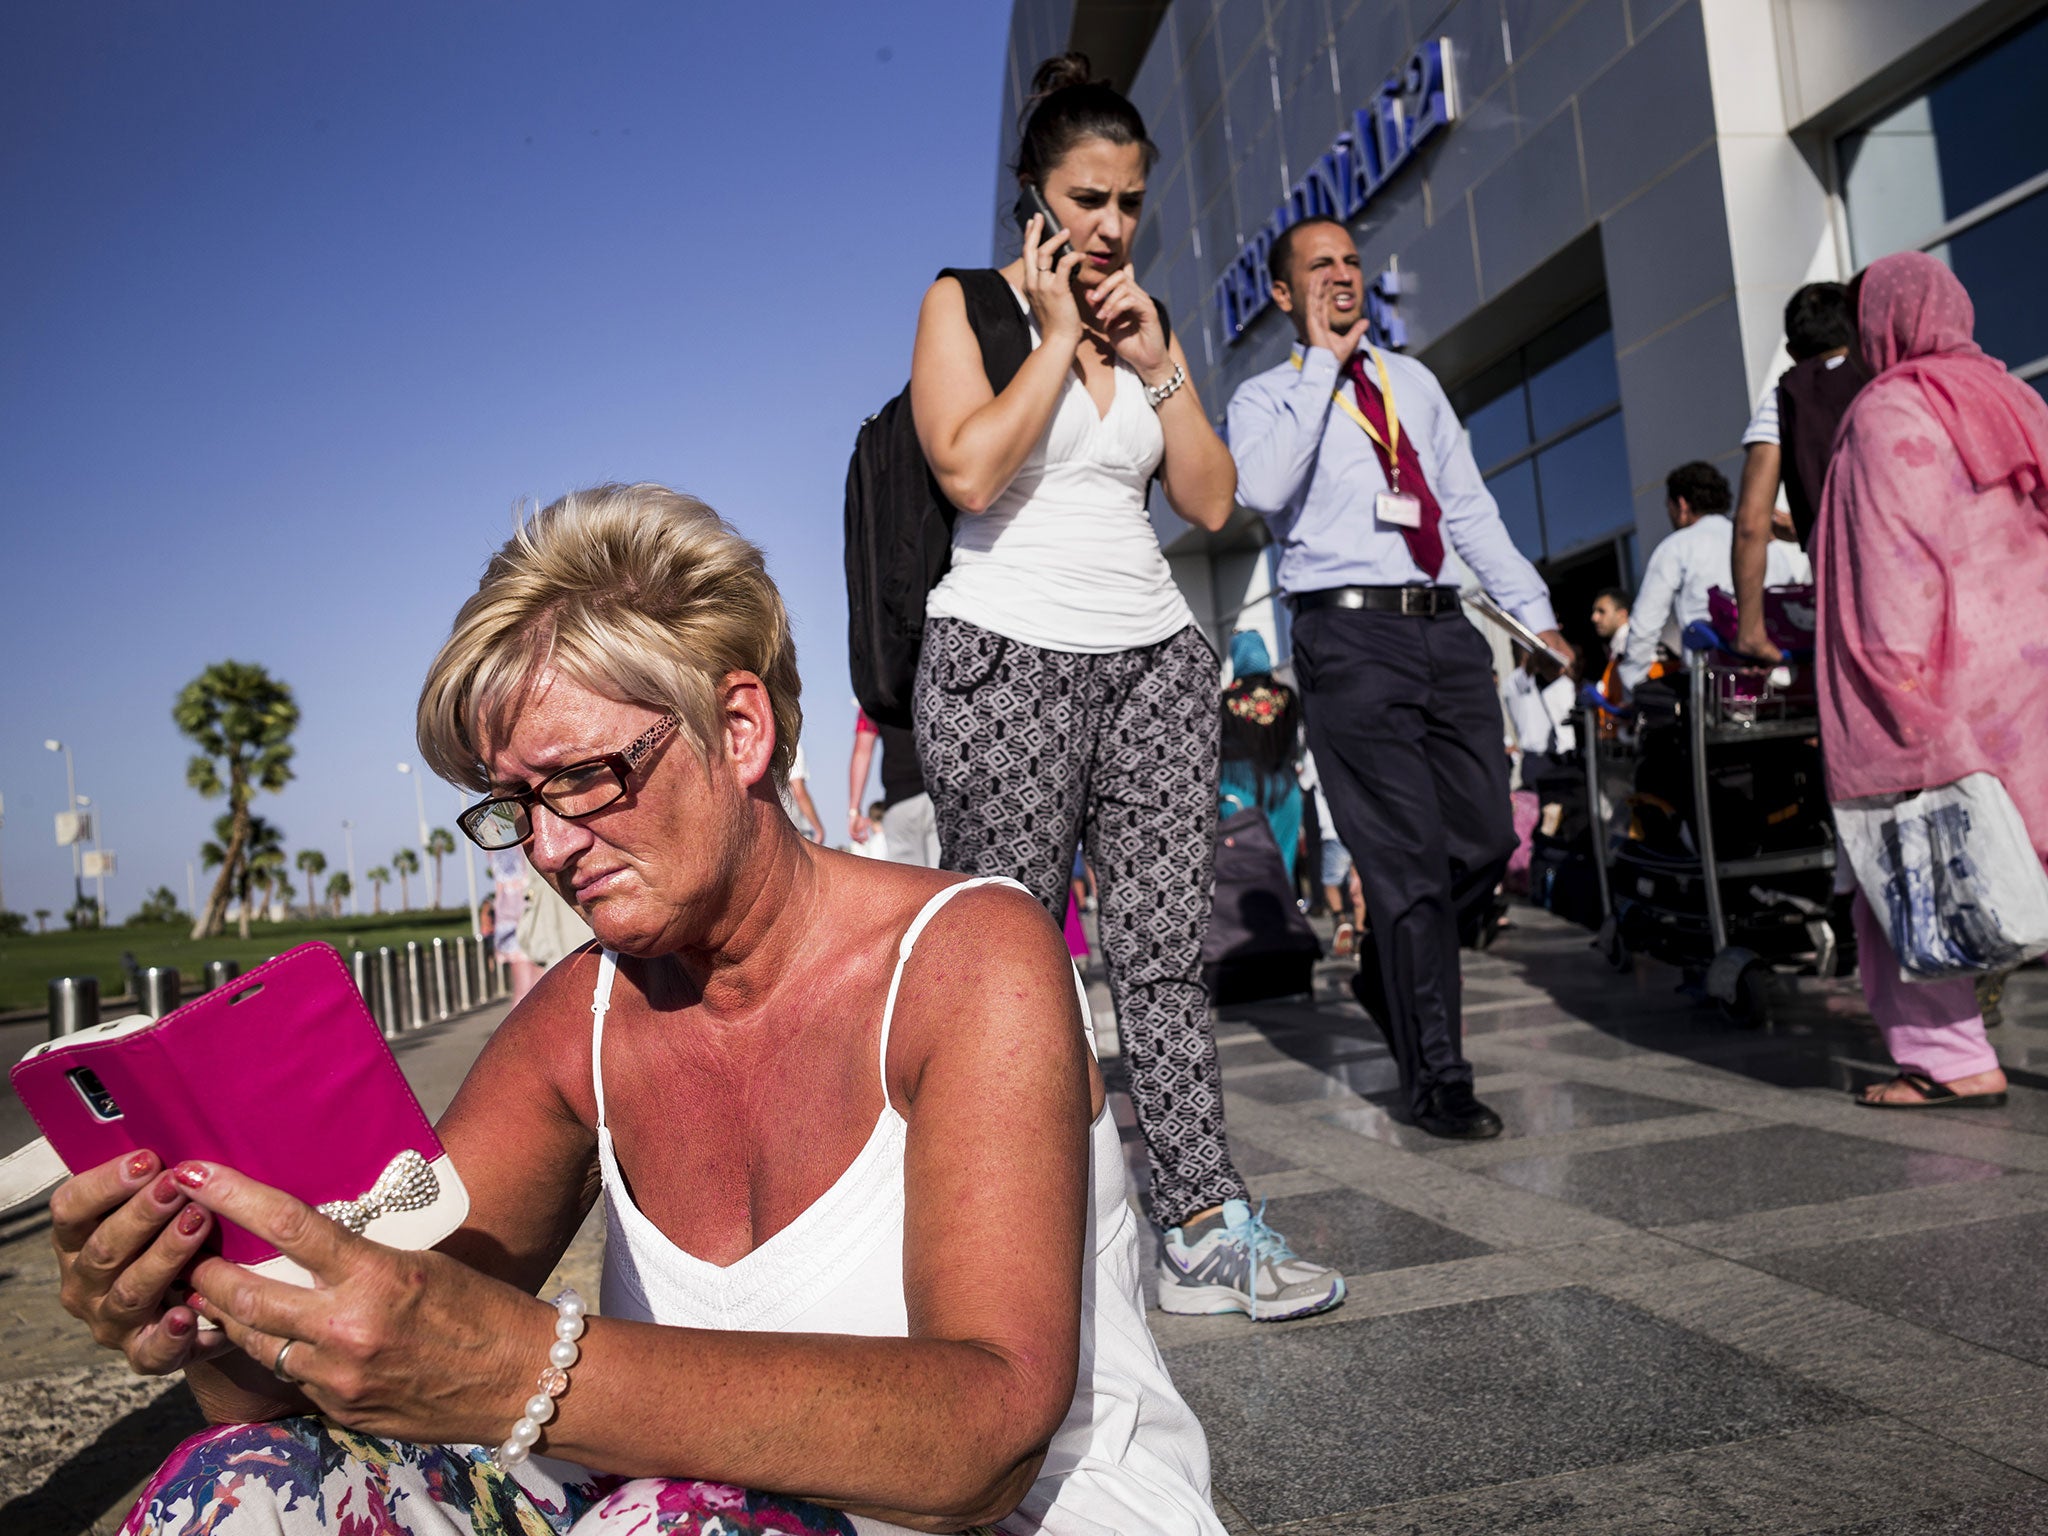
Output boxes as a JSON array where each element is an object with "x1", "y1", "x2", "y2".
[{"x1": 1291, "y1": 605, "x2": 1517, "y2": 1114}]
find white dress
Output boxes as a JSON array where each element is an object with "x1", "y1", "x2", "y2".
[{"x1": 590, "y1": 877, "x2": 1226, "y2": 1535}]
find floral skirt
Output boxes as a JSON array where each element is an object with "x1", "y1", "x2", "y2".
[{"x1": 119, "y1": 1416, "x2": 924, "y2": 1536}]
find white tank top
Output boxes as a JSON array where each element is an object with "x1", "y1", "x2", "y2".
[
  {"x1": 591, "y1": 877, "x2": 1224, "y2": 1536},
  {"x1": 923, "y1": 292, "x2": 1197, "y2": 654}
]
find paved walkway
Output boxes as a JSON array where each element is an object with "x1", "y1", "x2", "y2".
[
  {"x1": 2, "y1": 911, "x2": 2044, "y2": 1534},
  {"x1": 1127, "y1": 910, "x2": 2048, "y2": 1534}
]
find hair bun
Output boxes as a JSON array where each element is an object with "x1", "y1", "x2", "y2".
[{"x1": 1029, "y1": 51, "x2": 1095, "y2": 102}]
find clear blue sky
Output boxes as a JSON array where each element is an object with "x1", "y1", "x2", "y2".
[{"x1": 0, "y1": 2, "x2": 1011, "y2": 923}]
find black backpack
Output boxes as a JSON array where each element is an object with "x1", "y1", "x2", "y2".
[{"x1": 844, "y1": 267, "x2": 1170, "y2": 728}]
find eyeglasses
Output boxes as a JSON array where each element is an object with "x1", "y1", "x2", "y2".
[{"x1": 457, "y1": 715, "x2": 679, "y2": 850}]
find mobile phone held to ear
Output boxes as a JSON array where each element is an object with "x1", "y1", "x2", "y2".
[{"x1": 1014, "y1": 181, "x2": 1064, "y2": 245}]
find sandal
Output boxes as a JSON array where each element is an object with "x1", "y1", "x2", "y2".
[
  {"x1": 1857, "y1": 1071, "x2": 2008, "y2": 1110},
  {"x1": 1332, "y1": 921, "x2": 1356, "y2": 959}
]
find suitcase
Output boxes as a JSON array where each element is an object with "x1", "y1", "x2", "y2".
[{"x1": 1202, "y1": 808, "x2": 1322, "y2": 1004}]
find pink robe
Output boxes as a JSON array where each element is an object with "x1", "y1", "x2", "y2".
[{"x1": 1813, "y1": 253, "x2": 2048, "y2": 867}]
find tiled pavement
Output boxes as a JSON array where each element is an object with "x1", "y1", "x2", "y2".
[
  {"x1": 1107, "y1": 910, "x2": 2048, "y2": 1534},
  {"x1": 3, "y1": 908, "x2": 2046, "y2": 1534}
]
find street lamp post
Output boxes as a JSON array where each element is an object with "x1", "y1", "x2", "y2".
[
  {"x1": 395, "y1": 764, "x2": 430, "y2": 850},
  {"x1": 43, "y1": 739, "x2": 81, "y2": 905},
  {"x1": 452, "y1": 786, "x2": 481, "y2": 940},
  {"x1": 77, "y1": 794, "x2": 106, "y2": 924},
  {"x1": 342, "y1": 819, "x2": 359, "y2": 917}
]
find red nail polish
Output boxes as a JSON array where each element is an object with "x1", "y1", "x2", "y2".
[
  {"x1": 173, "y1": 1164, "x2": 208, "y2": 1191},
  {"x1": 126, "y1": 1152, "x2": 156, "y2": 1181},
  {"x1": 166, "y1": 1312, "x2": 193, "y2": 1337},
  {"x1": 152, "y1": 1173, "x2": 181, "y2": 1205},
  {"x1": 178, "y1": 1204, "x2": 207, "y2": 1235},
  {"x1": 187, "y1": 1294, "x2": 208, "y2": 1314}
]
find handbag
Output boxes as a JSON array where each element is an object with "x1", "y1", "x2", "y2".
[
  {"x1": 2, "y1": 942, "x2": 469, "y2": 1287},
  {"x1": 1834, "y1": 772, "x2": 2048, "y2": 981}
]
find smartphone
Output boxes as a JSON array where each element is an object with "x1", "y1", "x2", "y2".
[{"x1": 1014, "y1": 181, "x2": 1066, "y2": 245}]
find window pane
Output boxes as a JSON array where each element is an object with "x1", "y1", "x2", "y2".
[
  {"x1": 1926, "y1": 9, "x2": 2048, "y2": 218},
  {"x1": 1464, "y1": 385, "x2": 1531, "y2": 474},
  {"x1": 1840, "y1": 99, "x2": 1945, "y2": 262},
  {"x1": 1484, "y1": 459, "x2": 1544, "y2": 563},
  {"x1": 1531, "y1": 415, "x2": 1632, "y2": 557},
  {"x1": 1941, "y1": 188, "x2": 2048, "y2": 377},
  {"x1": 1840, "y1": 10, "x2": 2048, "y2": 258},
  {"x1": 1526, "y1": 331, "x2": 1619, "y2": 440}
]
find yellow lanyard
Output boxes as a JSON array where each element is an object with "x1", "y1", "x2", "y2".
[{"x1": 1293, "y1": 346, "x2": 1402, "y2": 490}]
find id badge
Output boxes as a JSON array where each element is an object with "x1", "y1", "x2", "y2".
[{"x1": 1376, "y1": 490, "x2": 1423, "y2": 528}]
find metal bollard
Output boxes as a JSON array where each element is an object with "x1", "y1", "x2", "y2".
[
  {"x1": 452, "y1": 937, "x2": 475, "y2": 1012},
  {"x1": 48, "y1": 976, "x2": 101, "y2": 1039},
  {"x1": 497, "y1": 959, "x2": 512, "y2": 999},
  {"x1": 429, "y1": 937, "x2": 453, "y2": 1021},
  {"x1": 202, "y1": 959, "x2": 241, "y2": 993},
  {"x1": 403, "y1": 942, "x2": 427, "y2": 1030},
  {"x1": 349, "y1": 950, "x2": 376, "y2": 1021},
  {"x1": 374, "y1": 947, "x2": 402, "y2": 1040},
  {"x1": 137, "y1": 967, "x2": 181, "y2": 1019}
]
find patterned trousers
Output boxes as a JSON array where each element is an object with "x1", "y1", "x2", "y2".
[{"x1": 915, "y1": 618, "x2": 1247, "y2": 1229}]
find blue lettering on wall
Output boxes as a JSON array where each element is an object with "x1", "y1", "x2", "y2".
[{"x1": 1214, "y1": 38, "x2": 1457, "y2": 345}]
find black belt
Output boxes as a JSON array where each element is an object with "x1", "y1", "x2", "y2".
[{"x1": 1289, "y1": 584, "x2": 1462, "y2": 617}]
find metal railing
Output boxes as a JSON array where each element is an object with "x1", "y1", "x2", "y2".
[{"x1": 40, "y1": 936, "x2": 514, "y2": 1042}]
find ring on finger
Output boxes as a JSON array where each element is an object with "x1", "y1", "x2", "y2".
[{"x1": 272, "y1": 1338, "x2": 301, "y2": 1384}]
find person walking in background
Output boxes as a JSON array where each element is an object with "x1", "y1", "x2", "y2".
[
  {"x1": 1621, "y1": 461, "x2": 1809, "y2": 691},
  {"x1": 1734, "y1": 282, "x2": 1869, "y2": 662},
  {"x1": 779, "y1": 743, "x2": 825, "y2": 844},
  {"x1": 909, "y1": 53, "x2": 1343, "y2": 1320},
  {"x1": 1217, "y1": 631, "x2": 1305, "y2": 882},
  {"x1": 486, "y1": 845, "x2": 540, "y2": 1001},
  {"x1": 1064, "y1": 846, "x2": 1093, "y2": 958},
  {"x1": 1302, "y1": 750, "x2": 1366, "y2": 958},
  {"x1": 1815, "y1": 252, "x2": 2047, "y2": 1109},
  {"x1": 514, "y1": 869, "x2": 596, "y2": 973},
  {"x1": 1588, "y1": 586, "x2": 1631, "y2": 713},
  {"x1": 1227, "y1": 216, "x2": 1572, "y2": 1141},
  {"x1": 848, "y1": 708, "x2": 941, "y2": 866},
  {"x1": 849, "y1": 800, "x2": 893, "y2": 860},
  {"x1": 1501, "y1": 645, "x2": 1576, "y2": 789}
]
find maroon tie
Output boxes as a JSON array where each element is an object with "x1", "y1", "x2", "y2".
[{"x1": 1345, "y1": 353, "x2": 1446, "y2": 579}]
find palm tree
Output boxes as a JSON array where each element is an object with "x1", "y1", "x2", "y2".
[
  {"x1": 425, "y1": 828, "x2": 456, "y2": 910},
  {"x1": 204, "y1": 814, "x2": 284, "y2": 939},
  {"x1": 392, "y1": 848, "x2": 421, "y2": 912},
  {"x1": 250, "y1": 838, "x2": 289, "y2": 924},
  {"x1": 367, "y1": 866, "x2": 390, "y2": 915},
  {"x1": 34, "y1": 909, "x2": 50, "y2": 934},
  {"x1": 175, "y1": 661, "x2": 298, "y2": 939},
  {"x1": 296, "y1": 848, "x2": 327, "y2": 916},
  {"x1": 325, "y1": 870, "x2": 352, "y2": 917}
]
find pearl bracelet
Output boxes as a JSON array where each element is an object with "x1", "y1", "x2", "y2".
[
  {"x1": 492, "y1": 1288, "x2": 586, "y2": 1471},
  {"x1": 1144, "y1": 362, "x2": 1187, "y2": 409}
]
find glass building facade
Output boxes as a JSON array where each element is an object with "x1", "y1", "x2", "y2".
[{"x1": 991, "y1": 0, "x2": 2048, "y2": 664}]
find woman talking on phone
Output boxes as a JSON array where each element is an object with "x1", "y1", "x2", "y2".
[{"x1": 910, "y1": 54, "x2": 1343, "y2": 1322}]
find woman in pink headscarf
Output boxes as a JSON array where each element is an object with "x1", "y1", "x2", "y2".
[{"x1": 1814, "y1": 251, "x2": 2048, "y2": 1108}]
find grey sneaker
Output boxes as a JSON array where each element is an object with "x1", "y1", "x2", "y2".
[{"x1": 1157, "y1": 1199, "x2": 1346, "y2": 1321}]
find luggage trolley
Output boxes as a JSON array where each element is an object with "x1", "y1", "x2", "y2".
[{"x1": 1582, "y1": 641, "x2": 1848, "y2": 1024}]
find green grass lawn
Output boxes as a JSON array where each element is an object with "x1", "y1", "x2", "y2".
[{"x1": 0, "y1": 908, "x2": 478, "y2": 1014}]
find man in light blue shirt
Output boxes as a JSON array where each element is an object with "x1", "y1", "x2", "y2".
[{"x1": 1226, "y1": 217, "x2": 1572, "y2": 1140}]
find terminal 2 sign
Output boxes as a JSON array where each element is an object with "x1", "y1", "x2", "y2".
[{"x1": 1214, "y1": 38, "x2": 1457, "y2": 344}]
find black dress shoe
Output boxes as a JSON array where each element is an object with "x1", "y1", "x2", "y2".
[{"x1": 1414, "y1": 1082, "x2": 1504, "y2": 1140}]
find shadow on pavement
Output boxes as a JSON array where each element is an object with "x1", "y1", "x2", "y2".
[{"x1": 1, "y1": 1385, "x2": 204, "y2": 1536}]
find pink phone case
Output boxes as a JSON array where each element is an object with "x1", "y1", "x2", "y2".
[{"x1": 10, "y1": 943, "x2": 468, "y2": 1285}]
